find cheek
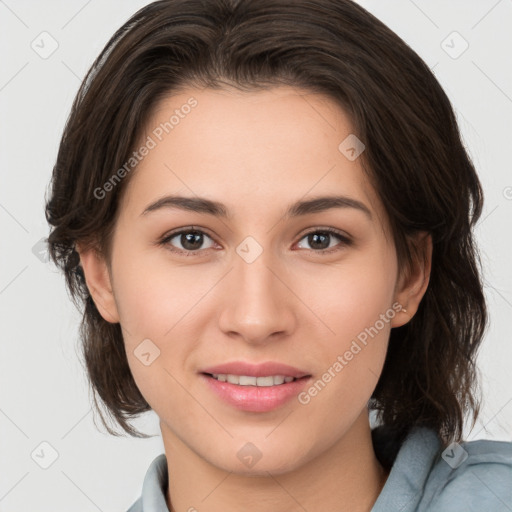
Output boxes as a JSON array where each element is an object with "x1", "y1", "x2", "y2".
[
  {"x1": 300, "y1": 246, "x2": 396, "y2": 399},
  {"x1": 312, "y1": 247, "x2": 397, "y2": 337},
  {"x1": 111, "y1": 246, "x2": 198, "y2": 340},
  {"x1": 110, "y1": 248, "x2": 210, "y2": 399}
]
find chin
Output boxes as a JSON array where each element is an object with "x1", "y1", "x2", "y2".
[{"x1": 206, "y1": 443, "x2": 310, "y2": 477}]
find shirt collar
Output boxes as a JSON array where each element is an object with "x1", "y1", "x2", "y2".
[
  {"x1": 141, "y1": 453, "x2": 170, "y2": 511},
  {"x1": 370, "y1": 426, "x2": 442, "y2": 511},
  {"x1": 139, "y1": 426, "x2": 441, "y2": 511}
]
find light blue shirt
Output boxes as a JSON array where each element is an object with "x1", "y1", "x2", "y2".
[{"x1": 127, "y1": 426, "x2": 512, "y2": 511}]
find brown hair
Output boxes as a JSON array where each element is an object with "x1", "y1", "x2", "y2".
[{"x1": 45, "y1": 0, "x2": 487, "y2": 451}]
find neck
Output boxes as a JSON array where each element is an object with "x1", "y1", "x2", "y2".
[{"x1": 162, "y1": 411, "x2": 389, "y2": 512}]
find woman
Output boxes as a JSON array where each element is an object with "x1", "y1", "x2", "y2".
[{"x1": 45, "y1": 0, "x2": 512, "y2": 510}]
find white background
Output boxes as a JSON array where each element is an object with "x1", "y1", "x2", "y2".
[{"x1": 1, "y1": 1, "x2": 511, "y2": 510}]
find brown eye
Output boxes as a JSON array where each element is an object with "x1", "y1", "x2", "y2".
[
  {"x1": 160, "y1": 229, "x2": 216, "y2": 254},
  {"x1": 296, "y1": 229, "x2": 352, "y2": 253}
]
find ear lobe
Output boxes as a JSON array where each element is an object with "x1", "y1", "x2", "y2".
[
  {"x1": 391, "y1": 232, "x2": 432, "y2": 328},
  {"x1": 75, "y1": 243, "x2": 120, "y2": 324}
]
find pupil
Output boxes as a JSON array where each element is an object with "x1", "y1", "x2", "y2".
[
  {"x1": 182, "y1": 232, "x2": 203, "y2": 250},
  {"x1": 309, "y1": 232, "x2": 329, "y2": 250}
]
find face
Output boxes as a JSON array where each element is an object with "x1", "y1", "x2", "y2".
[{"x1": 83, "y1": 86, "x2": 420, "y2": 475}]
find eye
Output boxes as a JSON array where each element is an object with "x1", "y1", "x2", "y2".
[
  {"x1": 159, "y1": 228, "x2": 216, "y2": 255},
  {"x1": 295, "y1": 228, "x2": 352, "y2": 254},
  {"x1": 158, "y1": 226, "x2": 352, "y2": 256}
]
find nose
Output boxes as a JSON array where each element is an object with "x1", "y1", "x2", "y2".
[{"x1": 217, "y1": 248, "x2": 297, "y2": 346}]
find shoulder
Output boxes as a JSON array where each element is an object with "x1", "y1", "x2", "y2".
[
  {"x1": 125, "y1": 453, "x2": 169, "y2": 512},
  {"x1": 371, "y1": 426, "x2": 512, "y2": 512},
  {"x1": 423, "y1": 436, "x2": 512, "y2": 511},
  {"x1": 126, "y1": 496, "x2": 142, "y2": 512}
]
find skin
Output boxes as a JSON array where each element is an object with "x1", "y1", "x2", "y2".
[{"x1": 78, "y1": 86, "x2": 432, "y2": 512}]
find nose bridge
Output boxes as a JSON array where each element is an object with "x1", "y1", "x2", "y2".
[
  {"x1": 236, "y1": 247, "x2": 279, "y2": 301},
  {"x1": 218, "y1": 239, "x2": 295, "y2": 343}
]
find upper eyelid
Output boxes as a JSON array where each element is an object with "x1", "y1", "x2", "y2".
[
  {"x1": 161, "y1": 226, "x2": 351, "y2": 249},
  {"x1": 296, "y1": 228, "x2": 352, "y2": 248},
  {"x1": 162, "y1": 226, "x2": 216, "y2": 243}
]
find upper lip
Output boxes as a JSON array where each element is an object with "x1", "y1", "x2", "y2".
[{"x1": 200, "y1": 361, "x2": 310, "y2": 379}]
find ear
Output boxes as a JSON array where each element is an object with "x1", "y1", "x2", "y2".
[
  {"x1": 391, "y1": 231, "x2": 432, "y2": 328},
  {"x1": 75, "y1": 243, "x2": 120, "y2": 324}
]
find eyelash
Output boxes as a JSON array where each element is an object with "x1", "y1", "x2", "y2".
[{"x1": 157, "y1": 226, "x2": 352, "y2": 257}]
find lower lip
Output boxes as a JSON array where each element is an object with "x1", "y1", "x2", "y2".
[{"x1": 201, "y1": 374, "x2": 311, "y2": 412}]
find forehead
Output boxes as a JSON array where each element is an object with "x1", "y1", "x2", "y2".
[{"x1": 121, "y1": 86, "x2": 390, "y2": 235}]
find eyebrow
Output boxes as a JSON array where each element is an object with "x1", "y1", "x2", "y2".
[{"x1": 140, "y1": 194, "x2": 372, "y2": 220}]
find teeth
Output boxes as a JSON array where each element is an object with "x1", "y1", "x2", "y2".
[
  {"x1": 211, "y1": 374, "x2": 296, "y2": 386},
  {"x1": 227, "y1": 374, "x2": 238, "y2": 384}
]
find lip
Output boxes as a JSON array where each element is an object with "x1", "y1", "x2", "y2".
[
  {"x1": 199, "y1": 361, "x2": 312, "y2": 412},
  {"x1": 200, "y1": 361, "x2": 310, "y2": 379}
]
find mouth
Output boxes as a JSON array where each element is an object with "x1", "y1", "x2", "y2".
[
  {"x1": 203, "y1": 373, "x2": 308, "y2": 387},
  {"x1": 199, "y1": 362, "x2": 312, "y2": 412},
  {"x1": 200, "y1": 361, "x2": 310, "y2": 380}
]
